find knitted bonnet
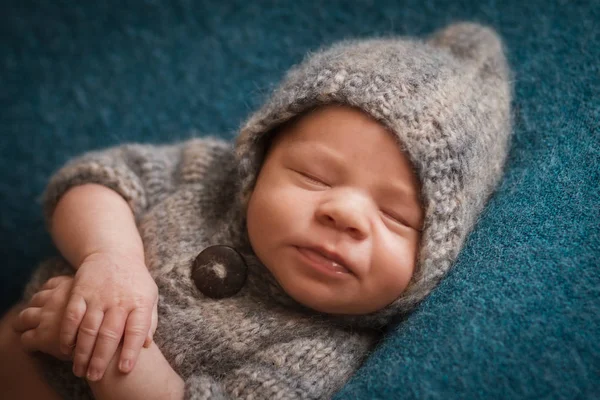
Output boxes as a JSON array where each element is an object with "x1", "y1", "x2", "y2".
[{"x1": 234, "y1": 22, "x2": 512, "y2": 326}]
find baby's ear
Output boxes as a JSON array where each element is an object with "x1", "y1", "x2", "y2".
[{"x1": 428, "y1": 22, "x2": 508, "y2": 75}]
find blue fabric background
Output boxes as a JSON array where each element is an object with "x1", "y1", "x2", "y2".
[{"x1": 1, "y1": 1, "x2": 598, "y2": 398}]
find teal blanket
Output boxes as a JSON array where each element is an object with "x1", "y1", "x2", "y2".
[{"x1": 2, "y1": 1, "x2": 598, "y2": 398}]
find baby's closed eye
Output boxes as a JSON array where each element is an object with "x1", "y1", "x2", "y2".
[
  {"x1": 292, "y1": 169, "x2": 331, "y2": 188},
  {"x1": 289, "y1": 168, "x2": 332, "y2": 190},
  {"x1": 380, "y1": 209, "x2": 409, "y2": 226}
]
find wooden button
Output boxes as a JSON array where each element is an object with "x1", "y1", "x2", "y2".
[{"x1": 191, "y1": 245, "x2": 248, "y2": 299}]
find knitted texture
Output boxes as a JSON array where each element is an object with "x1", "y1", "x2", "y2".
[
  {"x1": 4, "y1": 2, "x2": 599, "y2": 399},
  {"x1": 27, "y1": 137, "x2": 375, "y2": 399},
  {"x1": 22, "y1": 23, "x2": 511, "y2": 399},
  {"x1": 236, "y1": 22, "x2": 512, "y2": 326}
]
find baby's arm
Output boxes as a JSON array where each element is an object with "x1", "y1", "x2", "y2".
[
  {"x1": 50, "y1": 183, "x2": 158, "y2": 381},
  {"x1": 89, "y1": 342, "x2": 184, "y2": 400},
  {"x1": 30, "y1": 138, "x2": 228, "y2": 386},
  {"x1": 38, "y1": 140, "x2": 204, "y2": 382},
  {"x1": 51, "y1": 183, "x2": 145, "y2": 278}
]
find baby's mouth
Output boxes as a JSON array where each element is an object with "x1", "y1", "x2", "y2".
[{"x1": 297, "y1": 246, "x2": 352, "y2": 275}]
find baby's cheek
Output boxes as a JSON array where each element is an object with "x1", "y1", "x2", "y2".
[
  {"x1": 271, "y1": 184, "x2": 314, "y2": 215},
  {"x1": 374, "y1": 238, "x2": 416, "y2": 297},
  {"x1": 249, "y1": 183, "x2": 299, "y2": 234}
]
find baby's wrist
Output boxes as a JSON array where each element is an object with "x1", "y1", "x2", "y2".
[{"x1": 80, "y1": 249, "x2": 146, "y2": 271}]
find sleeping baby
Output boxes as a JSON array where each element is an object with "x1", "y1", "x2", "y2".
[{"x1": 1, "y1": 22, "x2": 512, "y2": 399}]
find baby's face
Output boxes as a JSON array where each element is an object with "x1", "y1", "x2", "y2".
[{"x1": 246, "y1": 104, "x2": 423, "y2": 314}]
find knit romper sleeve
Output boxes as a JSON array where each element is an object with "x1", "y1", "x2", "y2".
[
  {"x1": 41, "y1": 138, "x2": 223, "y2": 229},
  {"x1": 27, "y1": 137, "x2": 228, "y2": 292}
]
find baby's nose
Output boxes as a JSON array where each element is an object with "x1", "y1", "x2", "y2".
[{"x1": 316, "y1": 190, "x2": 371, "y2": 240}]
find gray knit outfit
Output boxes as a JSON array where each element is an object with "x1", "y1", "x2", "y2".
[{"x1": 25, "y1": 23, "x2": 512, "y2": 399}]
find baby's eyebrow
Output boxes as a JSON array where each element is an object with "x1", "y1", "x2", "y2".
[{"x1": 287, "y1": 142, "x2": 345, "y2": 171}]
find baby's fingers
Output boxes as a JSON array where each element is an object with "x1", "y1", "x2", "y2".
[
  {"x1": 41, "y1": 276, "x2": 71, "y2": 291},
  {"x1": 28, "y1": 289, "x2": 53, "y2": 308},
  {"x1": 85, "y1": 308, "x2": 127, "y2": 381},
  {"x1": 19, "y1": 329, "x2": 39, "y2": 352},
  {"x1": 13, "y1": 307, "x2": 41, "y2": 333},
  {"x1": 119, "y1": 307, "x2": 153, "y2": 373},
  {"x1": 60, "y1": 294, "x2": 86, "y2": 356},
  {"x1": 72, "y1": 308, "x2": 104, "y2": 378},
  {"x1": 143, "y1": 299, "x2": 158, "y2": 348}
]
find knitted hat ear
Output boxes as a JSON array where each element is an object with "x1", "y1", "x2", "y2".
[{"x1": 428, "y1": 22, "x2": 506, "y2": 73}]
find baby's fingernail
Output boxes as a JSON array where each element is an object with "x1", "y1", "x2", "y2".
[
  {"x1": 87, "y1": 369, "x2": 100, "y2": 381},
  {"x1": 73, "y1": 365, "x2": 84, "y2": 377},
  {"x1": 119, "y1": 359, "x2": 131, "y2": 372}
]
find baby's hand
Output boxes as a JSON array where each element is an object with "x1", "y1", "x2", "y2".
[
  {"x1": 13, "y1": 276, "x2": 74, "y2": 361},
  {"x1": 62, "y1": 252, "x2": 158, "y2": 381}
]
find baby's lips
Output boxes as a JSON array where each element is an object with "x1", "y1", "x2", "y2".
[
  {"x1": 298, "y1": 246, "x2": 352, "y2": 274},
  {"x1": 301, "y1": 244, "x2": 359, "y2": 277}
]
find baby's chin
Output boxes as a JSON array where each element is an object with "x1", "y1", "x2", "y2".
[{"x1": 276, "y1": 276, "x2": 394, "y2": 316}]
